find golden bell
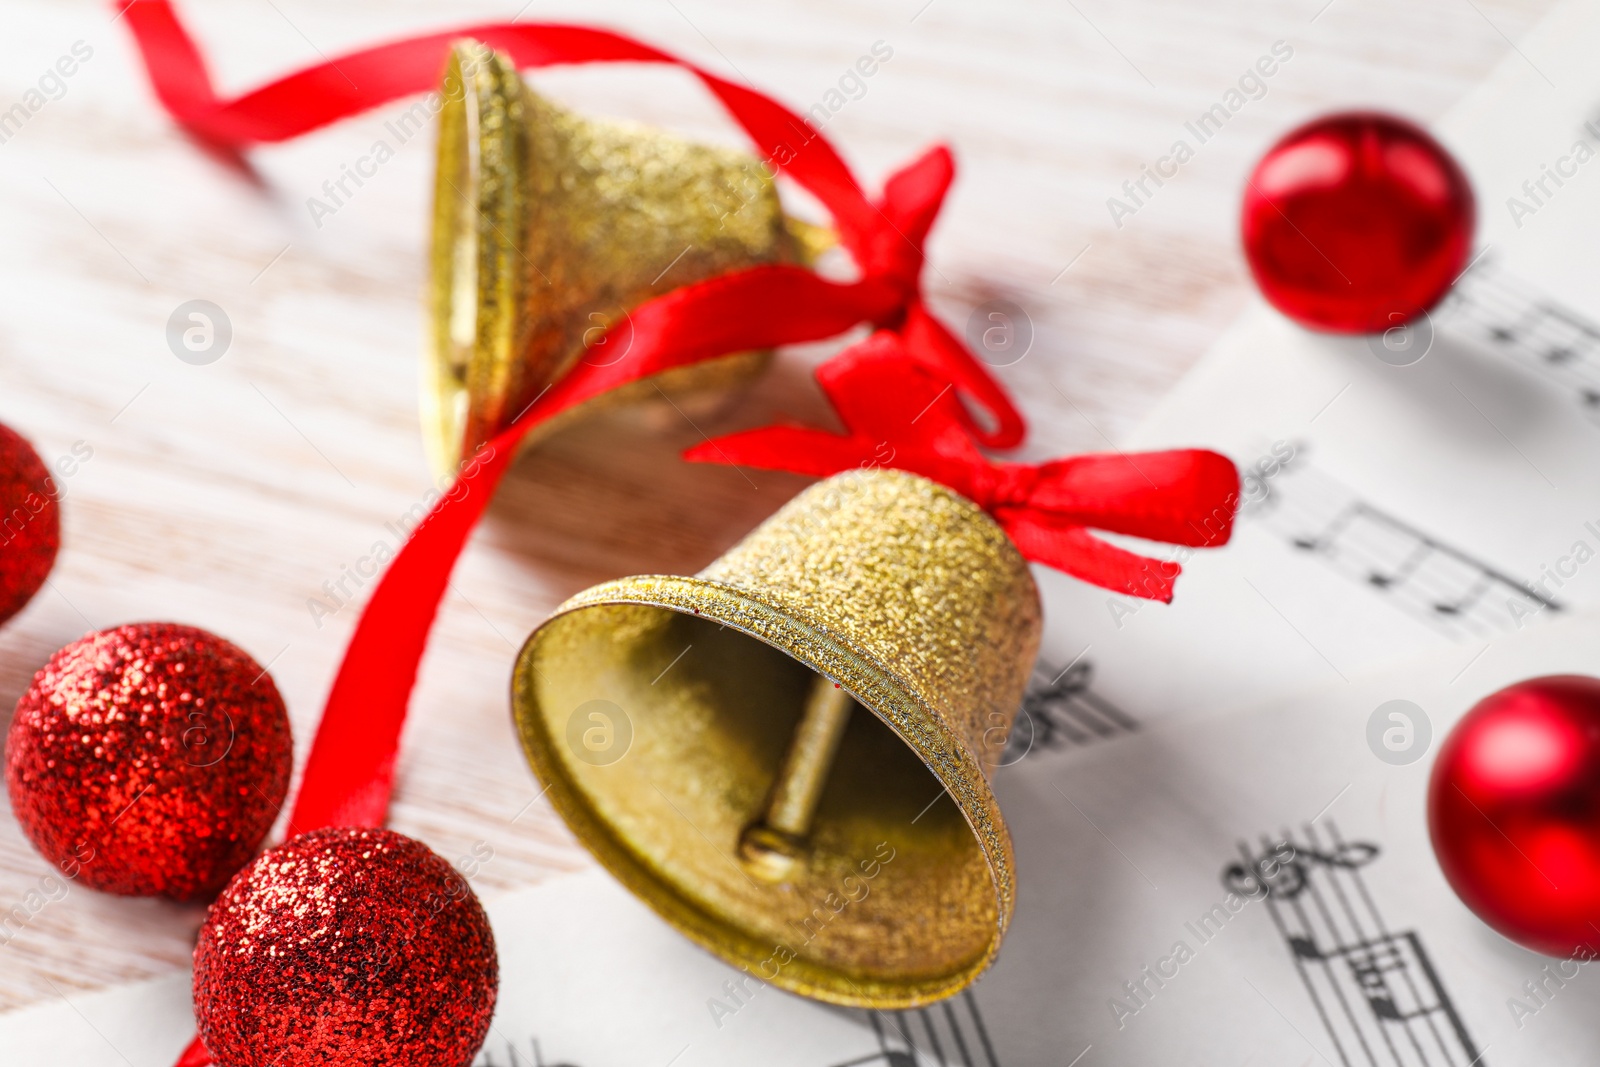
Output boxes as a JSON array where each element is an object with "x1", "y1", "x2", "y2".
[
  {"x1": 511, "y1": 468, "x2": 1041, "y2": 1007},
  {"x1": 423, "y1": 40, "x2": 829, "y2": 478}
]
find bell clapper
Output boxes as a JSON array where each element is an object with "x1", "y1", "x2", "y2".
[{"x1": 738, "y1": 675, "x2": 856, "y2": 883}]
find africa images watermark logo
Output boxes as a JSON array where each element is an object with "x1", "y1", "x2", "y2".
[
  {"x1": 167, "y1": 300, "x2": 232, "y2": 365},
  {"x1": 565, "y1": 699, "x2": 633, "y2": 767},
  {"x1": 1366, "y1": 700, "x2": 1431, "y2": 765}
]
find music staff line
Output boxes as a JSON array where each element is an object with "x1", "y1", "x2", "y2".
[
  {"x1": 1226, "y1": 821, "x2": 1483, "y2": 1067},
  {"x1": 998, "y1": 660, "x2": 1138, "y2": 766},
  {"x1": 829, "y1": 991, "x2": 1001, "y2": 1067},
  {"x1": 1440, "y1": 263, "x2": 1600, "y2": 416},
  {"x1": 1247, "y1": 447, "x2": 1558, "y2": 640},
  {"x1": 1290, "y1": 498, "x2": 1559, "y2": 615}
]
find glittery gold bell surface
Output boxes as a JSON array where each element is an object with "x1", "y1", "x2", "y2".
[
  {"x1": 424, "y1": 40, "x2": 812, "y2": 476},
  {"x1": 511, "y1": 469, "x2": 1041, "y2": 1008}
]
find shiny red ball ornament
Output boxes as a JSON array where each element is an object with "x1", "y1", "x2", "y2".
[
  {"x1": 0, "y1": 422, "x2": 60, "y2": 625},
  {"x1": 1429, "y1": 675, "x2": 1600, "y2": 957},
  {"x1": 4, "y1": 622, "x2": 292, "y2": 900},
  {"x1": 194, "y1": 827, "x2": 498, "y2": 1067},
  {"x1": 1242, "y1": 111, "x2": 1475, "y2": 333}
]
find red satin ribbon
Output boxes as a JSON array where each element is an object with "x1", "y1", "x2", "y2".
[{"x1": 686, "y1": 333, "x2": 1241, "y2": 601}]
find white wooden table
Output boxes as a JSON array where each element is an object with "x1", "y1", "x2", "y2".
[{"x1": 0, "y1": 0, "x2": 1555, "y2": 1012}]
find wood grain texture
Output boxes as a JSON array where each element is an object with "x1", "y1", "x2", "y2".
[{"x1": 0, "y1": 0, "x2": 1556, "y2": 1011}]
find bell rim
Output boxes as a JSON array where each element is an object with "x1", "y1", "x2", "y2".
[
  {"x1": 511, "y1": 571, "x2": 1016, "y2": 1009},
  {"x1": 423, "y1": 41, "x2": 529, "y2": 481}
]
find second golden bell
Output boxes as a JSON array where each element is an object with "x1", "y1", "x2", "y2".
[
  {"x1": 423, "y1": 39, "x2": 829, "y2": 477},
  {"x1": 512, "y1": 468, "x2": 1041, "y2": 1008}
]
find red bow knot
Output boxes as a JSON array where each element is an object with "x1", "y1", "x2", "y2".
[
  {"x1": 965, "y1": 462, "x2": 1045, "y2": 511},
  {"x1": 685, "y1": 333, "x2": 1240, "y2": 602},
  {"x1": 855, "y1": 146, "x2": 952, "y2": 308}
]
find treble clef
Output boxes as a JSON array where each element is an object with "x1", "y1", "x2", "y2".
[{"x1": 1221, "y1": 840, "x2": 1380, "y2": 901}]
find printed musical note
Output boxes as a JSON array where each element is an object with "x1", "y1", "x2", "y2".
[
  {"x1": 830, "y1": 991, "x2": 1000, "y2": 1067},
  {"x1": 999, "y1": 661, "x2": 1137, "y2": 765},
  {"x1": 1438, "y1": 261, "x2": 1600, "y2": 416},
  {"x1": 1223, "y1": 823, "x2": 1485, "y2": 1067},
  {"x1": 1247, "y1": 446, "x2": 1558, "y2": 639}
]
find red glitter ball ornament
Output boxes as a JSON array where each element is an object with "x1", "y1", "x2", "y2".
[
  {"x1": 194, "y1": 827, "x2": 498, "y2": 1067},
  {"x1": 0, "y1": 422, "x2": 61, "y2": 626},
  {"x1": 1429, "y1": 675, "x2": 1600, "y2": 957},
  {"x1": 4, "y1": 622, "x2": 292, "y2": 900},
  {"x1": 1241, "y1": 111, "x2": 1475, "y2": 333}
]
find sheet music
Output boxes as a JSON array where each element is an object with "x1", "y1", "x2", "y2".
[
  {"x1": 969, "y1": 606, "x2": 1600, "y2": 1065},
  {"x1": 1024, "y1": 0, "x2": 1600, "y2": 728}
]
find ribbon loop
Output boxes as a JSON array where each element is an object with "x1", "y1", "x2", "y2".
[
  {"x1": 860, "y1": 145, "x2": 952, "y2": 296},
  {"x1": 899, "y1": 302, "x2": 1026, "y2": 448},
  {"x1": 686, "y1": 337, "x2": 1240, "y2": 600}
]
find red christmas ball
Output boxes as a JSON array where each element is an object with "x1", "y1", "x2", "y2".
[
  {"x1": 1429, "y1": 675, "x2": 1600, "y2": 957},
  {"x1": 194, "y1": 827, "x2": 498, "y2": 1067},
  {"x1": 1242, "y1": 111, "x2": 1475, "y2": 333},
  {"x1": 0, "y1": 422, "x2": 61, "y2": 625},
  {"x1": 4, "y1": 622, "x2": 292, "y2": 900}
]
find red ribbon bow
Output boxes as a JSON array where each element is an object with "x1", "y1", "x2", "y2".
[{"x1": 687, "y1": 333, "x2": 1240, "y2": 601}]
